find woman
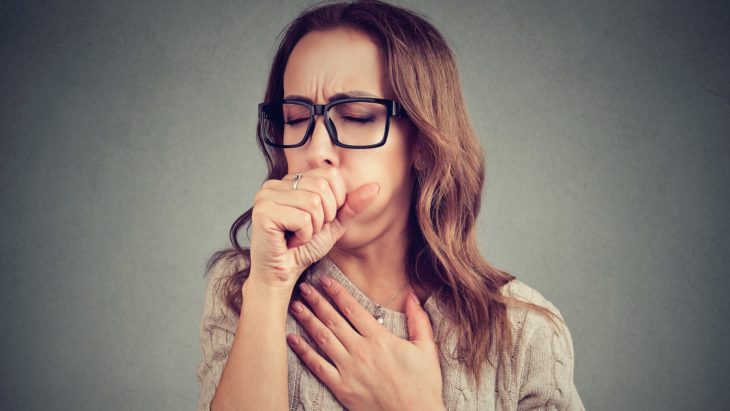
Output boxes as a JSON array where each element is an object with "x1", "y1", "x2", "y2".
[{"x1": 196, "y1": 1, "x2": 585, "y2": 410}]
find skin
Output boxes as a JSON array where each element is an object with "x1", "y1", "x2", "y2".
[
  {"x1": 279, "y1": 28, "x2": 445, "y2": 410},
  {"x1": 288, "y1": 274, "x2": 444, "y2": 410},
  {"x1": 215, "y1": 27, "x2": 443, "y2": 411},
  {"x1": 282, "y1": 27, "x2": 430, "y2": 306}
]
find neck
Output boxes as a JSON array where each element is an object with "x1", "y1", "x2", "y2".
[
  {"x1": 327, "y1": 183, "x2": 430, "y2": 310},
  {"x1": 328, "y1": 233, "x2": 429, "y2": 312},
  {"x1": 329, "y1": 247, "x2": 409, "y2": 303}
]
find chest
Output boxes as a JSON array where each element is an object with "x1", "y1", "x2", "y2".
[{"x1": 284, "y1": 315, "x2": 508, "y2": 410}]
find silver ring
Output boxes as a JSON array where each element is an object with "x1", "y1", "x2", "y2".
[{"x1": 292, "y1": 172, "x2": 303, "y2": 190}]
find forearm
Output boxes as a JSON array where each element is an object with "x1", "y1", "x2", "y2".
[{"x1": 211, "y1": 278, "x2": 292, "y2": 411}]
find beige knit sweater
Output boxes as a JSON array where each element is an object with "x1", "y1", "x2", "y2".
[{"x1": 196, "y1": 255, "x2": 585, "y2": 410}]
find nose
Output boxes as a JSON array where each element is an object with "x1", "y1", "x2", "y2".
[{"x1": 304, "y1": 115, "x2": 338, "y2": 167}]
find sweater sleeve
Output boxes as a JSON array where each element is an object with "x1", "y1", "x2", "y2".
[
  {"x1": 517, "y1": 305, "x2": 585, "y2": 411},
  {"x1": 195, "y1": 259, "x2": 241, "y2": 411}
]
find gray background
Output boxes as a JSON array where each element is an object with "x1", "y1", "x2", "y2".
[{"x1": 1, "y1": 0, "x2": 728, "y2": 410}]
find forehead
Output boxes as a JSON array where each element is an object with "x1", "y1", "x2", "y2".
[{"x1": 283, "y1": 28, "x2": 391, "y2": 101}]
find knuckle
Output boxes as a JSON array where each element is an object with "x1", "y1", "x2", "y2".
[
  {"x1": 344, "y1": 302, "x2": 358, "y2": 317},
  {"x1": 293, "y1": 339, "x2": 308, "y2": 355},
  {"x1": 317, "y1": 329, "x2": 332, "y2": 344},
  {"x1": 324, "y1": 315, "x2": 340, "y2": 328},
  {"x1": 316, "y1": 178, "x2": 330, "y2": 193},
  {"x1": 312, "y1": 360, "x2": 325, "y2": 376},
  {"x1": 300, "y1": 212, "x2": 312, "y2": 225},
  {"x1": 306, "y1": 193, "x2": 321, "y2": 208},
  {"x1": 349, "y1": 344, "x2": 368, "y2": 362},
  {"x1": 328, "y1": 285, "x2": 342, "y2": 297},
  {"x1": 338, "y1": 385, "x2": 354, "y2": 403},
  {"x1": 251, "y1": 204, "x2": 261, "y2": 217},
  {"x1": 298, "y1": 310, "x2": 312, "y2": 324},
  {"x1": 252, "y1": 192, "x2": 265, "y2": 206},
  {"x1": 251, "y1": 203, "x2": 266, "y2": 218}
]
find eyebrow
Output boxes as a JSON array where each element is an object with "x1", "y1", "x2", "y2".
[{"x1": 283, "y1": 90, "x2": 381, "y2": 103}]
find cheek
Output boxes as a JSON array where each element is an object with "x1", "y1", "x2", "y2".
[
  {"x1": 385, "y1": 139, "x2": 414, "y2": 183},
  {"x1": 284, "y1": 152, "x2": 305, "y2": 173},
  {"x1": 351, "y1": 149, "x2": 404, "y2": 179},
  {"x1": 354, "y1": 153, "x2": 413, "y2": 203},
  {"x1": 358, "y1": 131, "x2": 413, "y2": 185}
]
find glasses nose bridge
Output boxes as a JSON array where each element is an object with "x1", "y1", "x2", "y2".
[
  {"x1": 306, "y1": 103, "x2": 335, "y2": 144},
  {"x1": 312, "y1": 103, "x2": 327, "y2": 117}
]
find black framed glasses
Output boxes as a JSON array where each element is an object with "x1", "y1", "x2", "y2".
[{"x1": 258, "y1": 97, "x2": 407, "y2": 149}]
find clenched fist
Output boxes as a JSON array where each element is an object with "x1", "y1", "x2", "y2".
[{"x1": 248, "y1": 166, "x2": 380, "y2": 292}]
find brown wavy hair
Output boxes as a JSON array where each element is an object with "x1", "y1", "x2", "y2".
[{"x1": 205, "y1": 0, "x2": 562, "y2": 389}]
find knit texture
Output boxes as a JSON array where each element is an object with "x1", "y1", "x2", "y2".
[{"x1": 196, "y1": 255, "x2": 585, "y2": 410}]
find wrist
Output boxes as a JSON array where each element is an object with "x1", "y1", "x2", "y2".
[
  {"x1": 239, "y1": 279, "x2": 293, "y2": 332},
  {"x1": 242, "y1": 277, "x2": 294, "y2": 306}
]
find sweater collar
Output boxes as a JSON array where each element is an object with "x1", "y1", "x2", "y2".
[{"x1": 304, "y1": 254, "x2": 444, "y2": 339}]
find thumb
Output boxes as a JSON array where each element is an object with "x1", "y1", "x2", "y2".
[
  {"x1": 405, "y1": 291, "x2": 435, "y2": 345},
  {"x1": 327, "y1": 182, "x2": 380, "y2": 240}
]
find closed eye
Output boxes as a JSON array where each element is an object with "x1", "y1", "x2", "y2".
[
  {"x1": 285, "y1": 118, "x2": 308, "y2": 126},
  {"x1": 343, "y1": 116, "x2": 374, "y2": 123}
]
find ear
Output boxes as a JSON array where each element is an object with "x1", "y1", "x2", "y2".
[
  {"x1": 415, "y1": 156, "x2": 426, "y2": 171},
  {"x1": 412, "y1": 146, "x2": 423, "y2": 171}
]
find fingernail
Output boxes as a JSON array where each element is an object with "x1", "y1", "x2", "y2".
[
  {"x1": 299, "y1": 283, "x2": 312, "y2": 296},
  {"x1": 410, "y1": 292, "x2": 420, "y2": 305},
  {"x1": 291, "y1": 301, "x2": 303, "y2": 313},
  {"x1": 321, "y1": 276, "x2": 332, "y2": 287},
  {"x1": 287, "y1": 334, "x2": 299, "y2": 345}
]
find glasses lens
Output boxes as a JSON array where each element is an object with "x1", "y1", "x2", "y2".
[
  {"x1": 328, "y1": 101, "x2": 388, "y2": 147},
  {"x1": 262, "y1": 102, "x2": 312, "y2": 146},
  {"x1": 261, "y1": 101, "x2": 389, "y2": 147}
]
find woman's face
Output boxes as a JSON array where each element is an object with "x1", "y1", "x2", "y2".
[{"x1": 282, "y1": 27, "x2": 417, "y2": 249}]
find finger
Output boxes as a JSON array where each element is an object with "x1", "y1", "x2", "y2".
[
  {"x1": 269, "y1": 189, "x2": 325, "y2": 235},
  {"x1": 289, "y1": 297, "x2": 350, "y2": 368},
  {"x1": 405, "y1": 291, "x2": 436, "y2": 345},
  {"x1": 319, "y1": 166, "x2": 347, "y2": 211},
  {"x1": 255, "y1": 201, "x2": 313, "y2": 246},
  {"x1": 319, "y1": 275, "x2": 381, "y2": 338},
  {"x1": 280, "y1": 172, "x2": 338, "y2": 225},
  {"x1": 302, "y1": 167, "x2": 345, "y2": 222},
  {"x1": 286, "y1": 332, "x2": 342, "y2": 389},
  {"x1": 325, "y1": 182, "x2": 380, "y2": 243},
  {"x1": 297, "y1": 282, "x2": 362, "y2": 351}
]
